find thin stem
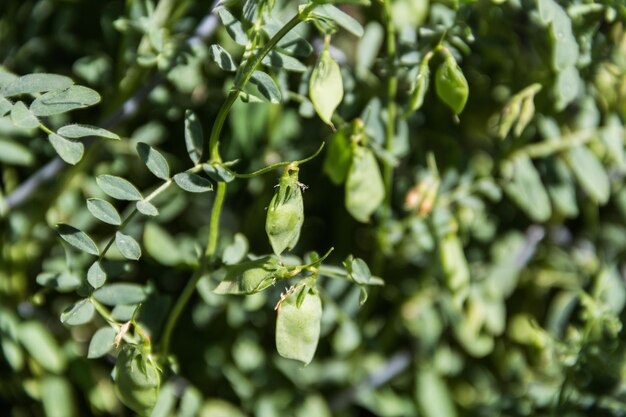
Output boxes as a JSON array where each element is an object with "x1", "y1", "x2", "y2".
[
  {"x1": 511, "y1": 128, "x2": 600, "y2": 159},
  {"x1": 208, "y1": 5, "x2": 313, "y2": 161},
  {"x1": 234, "y1": 142, "x2": 325, "y2": 178},
  {"x1": 159, "y1": 6, "x2": 315, "y2": 360},
  {"x1": 381, "y1": 0, "x2": 397, "y2": 218}
]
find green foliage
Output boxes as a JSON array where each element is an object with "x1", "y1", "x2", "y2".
[{"x1": 2, "y1": 0, "x2": 626, "y2": 416}]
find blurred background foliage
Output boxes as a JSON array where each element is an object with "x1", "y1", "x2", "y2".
[{"x1": 2, "y1": 0, "x2": 626, "y2": 416}]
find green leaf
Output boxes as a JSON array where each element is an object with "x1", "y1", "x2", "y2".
[
  {"x1": 566, "y1": 145, "x2": 610, "y2": 204},
  {"x1": 57, "y1": 224, "x2": 100, "y2": 256},
  {"x1": 115, "y1": 231, "x2": 142, "y2": 260},
  {"x1": 96, "y1": 175, "x2": 143, "y2": 201},
  {"x1": 48, "y1": 133, "x2": 84, "y2": 165},
  {"x1": 310, "y1": 46, "x2": 343, "y2": 127},
  {"x1": 184, "y1": 110, "x2": 203, "y2": 164},
  {"x1": 439, "y1": 233, "x2": 470, "y2": 291},
  {"x1": 30, "y1": 85, "x2": 101, "y2": 116},
  {"x1": 10, "y1": 101, "x2": 39, "y2": 128},
  {"x1": 41, "y1": 376, "x2": 77, "y2": 417},
  {"x1": 87, "y1": 261, "x2": 107, "y2": 289},
  {"x1": 345, "y1": 147, "x2": 385, "y2": 222},
  {"x1": 262, "y1": 51, "x2": 307, "y2": 73},
  {"x1": 343, "y1": 256, "x2": 372, "y2": 285},
  {"x1": 276, "y1": 288, "x2": 322, "y2": 365},
  {"x1": 323, "y1": 128, "x2": 353, "y2": 185},
  {"x1": 554, "y1": 66, "x2": 580, "y2": 111},
  {"x1": 87, "y1": 198, "x2": 122, "y2": 225},
  {"x1": 405, "y1": 62, "x2": 430, "y2": 116},
  {"x1": 144, "y1": 222, "x2": 181, "y2": 266},
  {"x1": 209, "y1": 44, "x2": 237, "y2": 72},
  {"x1": 266, "y1": 169, "x2": 304, "y2": 256},
  {"x1": 60, "y1": 299, "x2": 95, "y2": 326},
  {"x1": 0, "y1": 96, "x2": 12, "y2": 116},
  {"x1": 0, "y1": 138, "x2": 35, "y2": 166},
  {"x1": 311, "y1": 5, "x2": 364, "y2": 37},
  {"x1": 137, "y1": 142, "x2": 170, "y2": 180},
  {"x1": 203, "y1": 163, "x2": 235, "y2": 183},
  {"x1": 545, "y1": 158, "x2": 578, "y2": 218},
  {"x1": 18, "y1": 322, "x2": 66, "y2": 373},
  {"x1": 217, "y1": 8, "x2": 248, "y2": 45},
  {"x1": 222, "y1": 233, "x2": 249, "y2": 265},
  {"x1": 57, "y1": 124, "x2": 119, "y2": 140},
  {"x1": 249, "y1": 71, "x2": 282, "y2": 103},
  {"x1": 503, "y1": 155, "x2": 551, "y2": 222},
  {"x1": 93, "y1": 283, "x2": 146, "y2": 306},
  {"x1": 174, "y1": 172, "x2": 213, "y2": 193},
  {"x1": 36, "y1": 271, "x2": 82, "y2": 292},
  {"x1": 213, "y1": 256, "x2": 287, "y2": 295},
  {"x1": 1, "y1": 73, "x2": 74, "y2": 97},
  {"x1": 415, "y1": 368, "x2": 458, "y2": 417},
  {"x1": 136, "y1": 200, "x2": 159, "y2": 217},
  {"x1": 435, "y1": 54, "x2": 469, "y2": 115},
  {"x1": 87, "y1": 327, "x2": 116, "y2": 359},
  {"x1": 264, "y1": 20, "x2": 313, "y2": 57}
]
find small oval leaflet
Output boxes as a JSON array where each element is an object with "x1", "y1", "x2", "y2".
[
  {"x1": 435, "y1": 54, "x2": 469, "y2": 115},
  {"x1": 112, "y1": 344, "x2": 161, "y2": 416},
  {"x1": 136, "y1": 200, "x2": 159, "y2": 217},
  {"x1": 97, "y1": 175, "x2": 143, "y2": 201},
  {"x1": 48, "y1": 133, "x2": 84, "y2": 165},
  {"x1": 57, "y1": 224, "x2": 100, "y2": 256},
  {"x1": 345, "y1": 147, "x2": 385, "y2": 223},
  {"x1": 10, "y1": 101, "x2": 39, "y2": 129},
  {"x1": 30, "y1": 85, "x2": 101, "y2": 116},
  {"x1": 87, "y1": 198, "x2": 122, "y2": 225},
  {"x1": 18, "y1": 322, "x2": 66, "y2": 374},
  {"x1": 184, "y1": 110, "x2": 203, "y2": 164},
  {"x1": 275, "y1": 287, "x2": 322, "y2": 365},
  {"x1": 57, "y1": 124, "x2": 119, "y2": 140},
  {"x1": 0, "y1": 96, "x2": 13, "y2": 117},
  {"x1": 137, "y1": 142, "x2": 170, "y2": 180},
  {"x1": 87, "y1": 327, "x2": 116, "y2": 359},
  {"x1": 93, "y1": 283, "x2": 146, "y2": 306},
  {"x1": 1, "y1": 73, "x2": 74, "y2": 97},
  {"x1": 310, "y1": 45, "x2": 343, "y2": 127},
  {"x1": 60, "y1": 298, "x2": 95, "y2": 326},
  {"x1": 115, "y1": 231, "x2": 142, "y2": 260},
  {"x1": 250, "y1": 71, "x2": 282, "y2": 103},
  {"x1": 209, "y1": 44, "x2": 237, "y2": 72},
  {"x1": 266, "y1": 169, "x2": 304, "y2": 256},
  {"x1": 405, "y1": 62, "x2": 430, "y2": 116},
  {"x1": 174, "y1": 172, "x2": 213, "y2": 193},
  {"x1": 87, "y1": 261, "x2": 107, "y2": 289}
]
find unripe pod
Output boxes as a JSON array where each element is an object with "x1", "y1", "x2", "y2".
[
  {"x1": 213, "y1": 256, "x2": 288, "y2": 295},
  {"x1": 112, "y1": 344, "x2": 160, "y2": 416},
  {"x1": 266, "y1": 168, "x2": 304, "y2": 256},
  {"x1": 275, "y1": 287, "x2": 322, "y2": 365}
]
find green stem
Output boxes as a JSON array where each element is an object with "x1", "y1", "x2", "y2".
[
  {"x1": 382, "y1": 0, "x2": 397, "y2": 218},
  {"x1": 209, "y1": 4, "x2": 314, "y2": 161},
  {"x1": 511, "y1": 128, "x2": 600, "y2": 159},
  {"x1": 159, "y1": 6, "x2": 314, "y2": 360},
  {"x1": 234, "y1": 142, "x2": 325, "y2": 178}
]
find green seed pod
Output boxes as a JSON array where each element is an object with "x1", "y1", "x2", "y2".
[
  {"x1": 275, "y1": 287, "x2": 322, "y2": 365},
  {"x1": 112, "y1": 344, "x2": 160, "y2": 416},
  {"x1": 435, "y1": 54, "x2": 469, "y2": 115},
  {"x1": 266, "y1": 168, "x2": 304, "y2": 256},
  {"x1": 310, "y1": 43, "x2": 343, "y2": 127},
  {"x1": 345, "y1": 146, "x2": 384, "y2": 223},
  {"x1": 213, "y1": 256, "x2": 287, "y2": 295}
]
